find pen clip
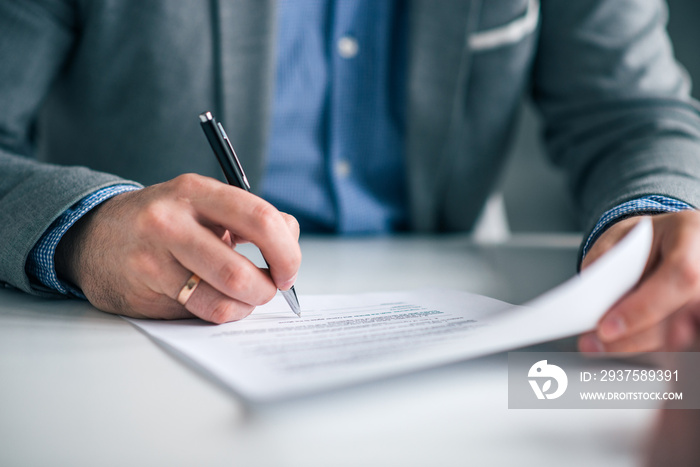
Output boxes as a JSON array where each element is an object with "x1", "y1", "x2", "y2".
[{"x1": 217, "y1": 122, "x2": 251, "y2": 190}]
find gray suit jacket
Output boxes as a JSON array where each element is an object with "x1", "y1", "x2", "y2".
[{"x1": 2, "y1": 0, "x2": 700, "y2": 296}]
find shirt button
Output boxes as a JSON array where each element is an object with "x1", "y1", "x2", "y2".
[
  {"x1": 337, "y1": 36, "x2": 359, "y2": 59},
  {"x1": 335, "y1": 160, "x2": 352, "y2": 178}
]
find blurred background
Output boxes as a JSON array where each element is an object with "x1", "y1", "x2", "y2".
[{"x1": 498, "y1": 0, "x2": 700, "y2": 233}]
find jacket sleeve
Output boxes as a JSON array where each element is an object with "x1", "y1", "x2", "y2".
[
  {"x1": 0, "y1": 0, "x2": 139, "y2": 296},
  {"x1": 532, "y1": 0, "x2": 700, "y2": 238}
]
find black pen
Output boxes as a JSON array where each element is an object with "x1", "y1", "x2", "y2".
[{"x1": 199, "y1": 111, "x2": 301, "y2": 317}]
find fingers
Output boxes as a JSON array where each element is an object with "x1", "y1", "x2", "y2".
[
  {"x1": 579, "y1": 308, "x2": 700, "y2": 353},
  {"x1": 137, "y1": 174, "x2": 300, "y2": 312},
  {"x1": 183, "y1": 280, "x2": 255, "y2": 324},
  {"x1": 162, "y1": 176, "x2": 300, "y2": 320},
  {"x1": 166, "y1": 218, "x2": 278, "y2": 307},
  {"x1": 157, "y1": 261, "x2": 257, "y2": 324},
  {"x1": 579, "y1": 325, "x2": 665, "y2": 353},
  {"x1": 596, "y1": 263, "x2": 696, "y2": 344},
  {"x1": 666, "y1": 312, "x2": 697, "y2": 351},
  {"x1": 595, "y1": 216, "x2": 700, "y2": 346},
  {"x1": 187, "y1": 179, "x2": 301, "y2": 288},
  {"x1": 578, "y1": 332, "x2": 604, "y2": 353},
  {"x1": 580, "y1": 211, "x2": 700, "y2": 354},
  {"x1": 227, "y1": 212, "x2": 300, "y2": 248}
]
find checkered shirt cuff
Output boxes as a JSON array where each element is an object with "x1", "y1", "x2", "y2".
[
  {"x1": 26, "y1": 184, "x2": 141, "y2": 296},
  {"x1": 582, "y1": 195, "x2": 693, "y2": 258}
]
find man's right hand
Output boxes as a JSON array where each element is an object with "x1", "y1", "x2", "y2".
[{"x1": 55, "y1": 174, "x2": 301, "y2": 323}]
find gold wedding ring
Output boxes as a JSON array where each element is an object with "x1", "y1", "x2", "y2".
[{"x1": 176, "y1": 273, "x2": 201, "y2": 306}]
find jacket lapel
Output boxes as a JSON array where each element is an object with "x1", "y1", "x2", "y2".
[
  {"x1": 405, "y1": 0, "x2": 480, "y2": 231},
  {"x1": 214, "y1": 0, "x2": 276, "y2": 190}
]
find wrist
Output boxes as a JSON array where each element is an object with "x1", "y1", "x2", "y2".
[
  {"x1": 54, "y1": 201, "x2": 96, "y2": 290},
  {"x1": 55, "y1": 191, "x2": 131, "y2": 291},
  {"x1": 27, "y1": 184, "x2": 141, "y2": 296}
]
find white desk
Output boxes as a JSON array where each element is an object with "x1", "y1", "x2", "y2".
[{"x1": 0, "y1": 234, "x2": 656, "y2": 466}]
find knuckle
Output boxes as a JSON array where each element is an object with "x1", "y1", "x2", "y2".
[
  {"x1": 252, "y1": 202, "x2": 283, "y2": 233},
  {"x1": 218, "y1": 263, "x2": 276, "y2": 306},
  {"x1": 208, "y1": 301, "x2": 235, "y2": 324},
  {"x1": 137, "y1": 201, "x2": 175, "y2": 237},
  {"x1": 283, "y1": 213, "x2": 301, "y2": 239},
  {"x1": 208, "y1": 300, "x2": 254, "y2": 324},
  {"x1": 171, "y1": 173, "x2": 204, "y2": 193},
  {"x1": 220, "y1": 262, "x2": 254, "y2": 296},
  {"x1": 673, "y1": 256, "x2": 700, "y2": 289}
]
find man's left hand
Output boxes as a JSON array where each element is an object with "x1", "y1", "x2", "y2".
[{"x1": 579, "y1": 210, "x2": 700, "y2": 353}]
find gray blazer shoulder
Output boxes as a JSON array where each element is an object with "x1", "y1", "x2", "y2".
[
  {"x1": 406, "y1": 0, "x2": 700, "y2": 233},
  {"x1": 533, "y1": 0, "x2": 700, "y2": 233}
]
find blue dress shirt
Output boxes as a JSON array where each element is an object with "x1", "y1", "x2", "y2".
[{"x1": 262, "y1": 0, "x2": 409, "y2": 233}]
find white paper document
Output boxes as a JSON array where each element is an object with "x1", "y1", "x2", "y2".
[{"x1": 128, "y1": 219, "x2": 652, "y2": 401}]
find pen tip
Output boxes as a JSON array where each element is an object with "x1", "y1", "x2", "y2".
[
  {"x1": 281, "y1": 287, "x2": 301, "y2": 317},
  {"x1": 290, "y1": 300, "x2": 302, "y2": 317}
]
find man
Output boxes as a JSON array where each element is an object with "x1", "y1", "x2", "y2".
[{"x1": 2, "y1": 0, "x2": 700, "y2": 354}]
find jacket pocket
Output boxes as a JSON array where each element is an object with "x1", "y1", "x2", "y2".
[{"x1": 469, "y1": 0, "x2": 540, "y2": 52}]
